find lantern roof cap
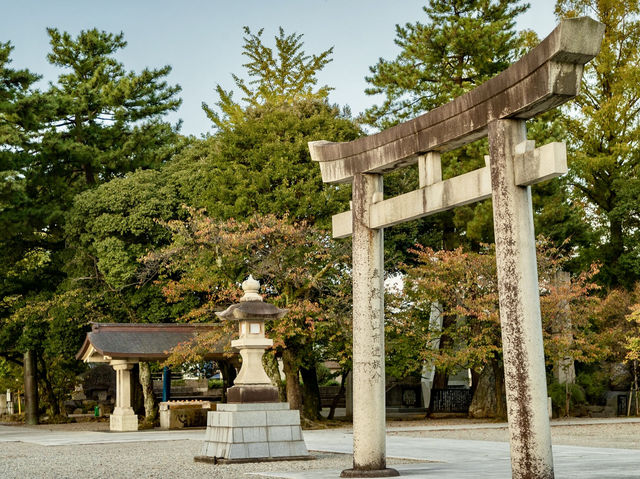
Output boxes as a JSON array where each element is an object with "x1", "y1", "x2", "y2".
[{"x1": 216, "y1": 276, "x2": 288, "y2": 321}]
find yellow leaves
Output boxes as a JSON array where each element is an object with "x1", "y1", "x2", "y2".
[{"x1": 624, "y1": 302, "x2": 640, "y2": 363}]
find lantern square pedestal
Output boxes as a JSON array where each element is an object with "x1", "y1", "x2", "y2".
[{"x1": 194, "y1": 402, "x2": 311, "y2": 464}]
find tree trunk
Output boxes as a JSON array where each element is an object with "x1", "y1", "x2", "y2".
[
  {"x1": 328, "y1": 371, "x2": 348, "y2": 420},
  {"x1": 131, "y1": 364, "x2": 144, "y2": 416},
  {"x1": 300, "y1": 364, "x2": 321, "y2": 421},
  {"x1": 470, "y1": 369, "x2": 481, "y2": 396},
  {"x1": 494, "y1": 361, "x2": 506, "y2": 419},
  {"x1": 282, "y1": 349, "x2": 302, "y2": 412},
  {"x1": 263, "y1": 351, "x2": 285, "y2": 402},
  {"x1": 220, "y1": 360, "x2": 237, "y2": 403},
  {"x1": 138, "y1": 362, "x2": 157, "y2": 426},
  {"x1": 432, "y1": 370, "x2": 448, "y2": 390},
  {"x1": 23, "y1": 349, "x2": 38, "y2": 425},
  {"x1": 468, "y1": 361, "x2": 506, "y2": 419},
  {"x1": 37, "y1": 354, "x2": 61, "y2": 418},
  {"x1": 609, "y1": 216, "x2": 624, "y2": 285}
]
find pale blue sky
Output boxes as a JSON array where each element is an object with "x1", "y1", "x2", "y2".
[{"x1": 1, "y1": 0, "x2": 557, "y2": 137}]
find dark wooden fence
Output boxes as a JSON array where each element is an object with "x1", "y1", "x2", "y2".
[{"x1": 430, "y1": 389, "x2": 473, "y2": 413}]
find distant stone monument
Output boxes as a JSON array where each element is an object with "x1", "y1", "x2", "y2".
[
  {"x1": 310, "y1": 17, "x2": 604, "y2": 479},
  {"x1": 0, "y1": 393, "x2": 7, "y2": 415},
  {"x1": 196, "y1": 276, "x2": 311, "y2": 464}
]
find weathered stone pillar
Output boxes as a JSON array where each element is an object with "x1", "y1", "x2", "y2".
[
  {"x1": 110, "y1": 359, "x2": 138, "y2": 431},
  {"x1": 342, "y1": 173, "x2": 398, "y2": 478},
  {"x1": 488, "y1": 119, "x2": 554, "y2": 479},
  {"x1": 553, "y1": 271, "x2": 575, "y2": 385}
]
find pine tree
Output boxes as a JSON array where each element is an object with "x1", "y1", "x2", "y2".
[
  {"x1": 41, "y1": 28, "x2": 181, "y2": 188},
  {"x1": 0, "y1": 41, "x2": 41, "y2": 364},
  {"x1": 0, "y1": 29, "x2": 183, "y2": 418},
  {"x1": 362, "y1": 0, "x2": 530, "y2": 129},
  {"x1": 360, "y1": 0, "x2": 533, "y2": 263}
]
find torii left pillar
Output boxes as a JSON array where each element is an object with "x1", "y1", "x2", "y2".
[
  {"x1": 110, "y1": 359, "x2": 138, "y2": 431},
  {"x1": 341, "y1": 173, "x2": 398, "y2": 478}
]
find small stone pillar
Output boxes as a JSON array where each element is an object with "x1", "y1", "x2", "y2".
[
  {"x1": 110, "y1": 359, "x2": 138, "y2": 431},
  {"x1": 6, "y1": 390, "x2": 13, "y2": 415},
  {"x1": 196, "y1": 276, "x2": 311, "y2": 464}
]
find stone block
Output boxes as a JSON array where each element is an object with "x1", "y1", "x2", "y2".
[
  {"x1": 266, "y1": 409, "x2": 299, "y2": 426},
  {"x1": 289, "y1": 441, "x2": 310, "y2": 457},
  {"x1": 198, "y1": 402, "x2": 309, "y2": 462},
  {"x1": 242, "y1": 426, "x2": 267, "y2": 443},
  {"x1": 208, "y1": 426, "x2": 231, "y2": 443},
  {"x1": 217, "y1": 402, "x2": 289, "y2": 412},
  {"x1": 109, "y1": 413, "x2": 138, "y2": 432},
  {"x1": 230, "y1": 410, "x2": 267, "y2": 427},
  {"x1": 159, "y1": 404, "x2": 209, "y2": 429},
  {"x1": 268, "y1": 441, "x2": 293, "y2": 457},
  {"x1": 247, "y1": 441, "x2": 270, "y2": 458},
  {"x1": 267, "y1": 425, "x2": 293, "y2": 442},
  {"x1": 227, "y1": 443, "x2": 248, "y2": 460},
  {"x1": 210, "y1": 411, "x2": 231, "y2": 427}
]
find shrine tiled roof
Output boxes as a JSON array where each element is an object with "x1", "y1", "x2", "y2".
[{"x1": 76, "y1": 322, "x2": 232, "y2": 362}]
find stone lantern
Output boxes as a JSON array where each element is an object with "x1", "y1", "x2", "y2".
[
  {"x1": 196, "y1": 276, "x2": 310, "y2": 463},
  {"x1": 216, "y1": 275, "x2": 286, "y2": 403}
]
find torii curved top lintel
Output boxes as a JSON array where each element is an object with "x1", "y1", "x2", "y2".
[{"x1": 309, "y1": 16, "x2": 604, "y2": 184}]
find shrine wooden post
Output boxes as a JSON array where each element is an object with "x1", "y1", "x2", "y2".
[{"x1": 309, "y1": 17, "x2": 604, "y2": 479}]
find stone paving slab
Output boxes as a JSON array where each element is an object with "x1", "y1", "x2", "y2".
[
  {"x1": 2, "y1": 420, "x2": 639, "y2": 478},
  {"x1": 273, "y1": 430, "x2": 640, "y2": 479},
  {"x1": 385, "y1": 417, "x2": 640, "y2": 433}
]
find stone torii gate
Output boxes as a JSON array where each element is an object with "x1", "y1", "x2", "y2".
[{"x1": 309, "y1": 17, "x2": 604, "y2": 479}]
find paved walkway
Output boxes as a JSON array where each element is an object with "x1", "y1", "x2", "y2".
[{"x1": 1, "y1": 419, "x2": 639, "y2": 478}]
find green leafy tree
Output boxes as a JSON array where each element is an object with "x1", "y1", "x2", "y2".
[
  {"x1": 203, "y1": 27, "x2": 333, "y2": 129},
  {"x1": 63, "y1": 169, "x2": 195, "y2": 423},
  {"x1": 388, "y1": 241, "x2": 610, "y2": 417},
  {"x1": 144, "y1": 211, "x2": 352, "y2": 420},
  {"x1": 0, "y1": 28, "x2": 182, "y2": 420},
  {"x1": 556, "y1": 0, "x2": 640, "y2": 287},
  {"x1": 0, "y1": 41, "x2": 42, "y2": 367},
  {"x1": 192, "y1": 27, "x2": 361, "y2": 229}
]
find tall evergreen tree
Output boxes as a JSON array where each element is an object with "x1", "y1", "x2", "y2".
[
  {"x1": 187, "y1": 27, "x2": 361, "y2": 228},
  {"x1": 360, "y1": 0, "x2": 533, "y2": 263},
  {"x1": 0, "y1": 42, "x2": 45, "y2": 424},
  {"x1": 362, "y1": 0, "x2": 530, "y2": 129},
  {"x1": 556, "y1": 0, "x2": 640, "y2": 287},
  {"x1": 0, "y1": 29, "x2": 183, "y2": 418}
]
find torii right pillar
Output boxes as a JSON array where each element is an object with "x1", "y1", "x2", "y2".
[{"x1": 489, "y1": 119, "x2": 552, "y2": 478}]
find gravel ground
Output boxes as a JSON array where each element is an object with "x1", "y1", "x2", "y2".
[
  {"x1": 389, "y1": 421, "x2": 640, "y2": 450},
  {"x1": 1, "y1": 419, "x2": 638, "y2": 478},
  {"x1": 0, "y1": 441, "x2": 423, "y2": 479}
]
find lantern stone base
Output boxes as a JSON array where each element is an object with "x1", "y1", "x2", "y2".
[
  {"x1": 195, "y1": 402, "x2": 311, "y2": 463},
  {"x1": 109, "y1": 408, "x2": 138, "y2": 431},
  {"x1": 227, "y1": 384, "x2": 279, "y2": 403}
]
